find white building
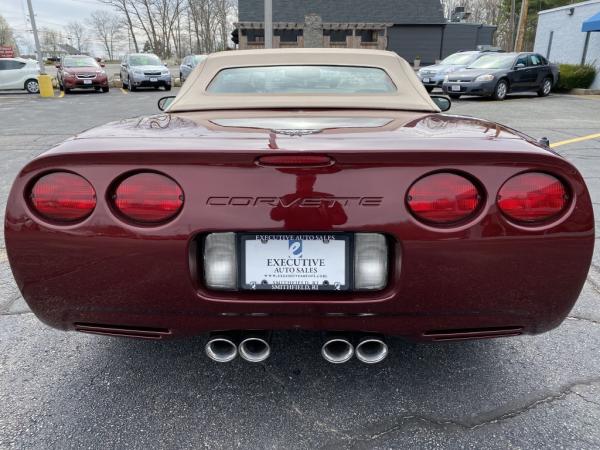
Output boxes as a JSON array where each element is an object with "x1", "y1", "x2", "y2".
[{"x1": 534, "y1": 0, "x2": 600, "y2": 89}]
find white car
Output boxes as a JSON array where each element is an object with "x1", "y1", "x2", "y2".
[{"x1": 0, "y1": 57, "x2": 40, "y2": 93}]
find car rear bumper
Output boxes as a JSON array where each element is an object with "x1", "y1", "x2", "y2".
[{"x1": 5, "y1": 150, "x2": 594, "y2": 340}]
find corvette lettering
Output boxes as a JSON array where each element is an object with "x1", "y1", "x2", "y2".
[{"x1": 206, "y1": 196, "x2": 383, "y2": 207}]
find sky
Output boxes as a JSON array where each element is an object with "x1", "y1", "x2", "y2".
[{"x1": 1, "y1": 0, "x2": 115, "y2": 55}]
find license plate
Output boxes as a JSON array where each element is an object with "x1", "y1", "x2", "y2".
[
  {"x1": 83, "y1": 79, "x2": 92, "y2": 85},
  {"x1": 451, "y1": 84, "x2": 461, "y2": 91},
  {"x1": 150, "y1": 77, "x2": 158, "y2": 82},
  {"x1": 423, "y1": 78, "x2": 430, "y2": 83},
  {"x1": 241, "y1": 233, "x2": 350, "y2": 291}
]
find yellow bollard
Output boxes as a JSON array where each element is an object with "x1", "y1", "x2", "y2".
[{"x1": 38, "y1": 74, "x2": 54, "y2": 97}]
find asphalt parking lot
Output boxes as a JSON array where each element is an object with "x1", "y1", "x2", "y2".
[{"x1": 1, "y1": 89, "x2": 599, "y2": 449}]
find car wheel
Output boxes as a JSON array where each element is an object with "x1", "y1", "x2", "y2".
[
  {"x1": 449, "y1": 93, "x2": 461, "y2": 99},
  {"x1": 64, "y1": 87, "x2": 71, "y2": 94},
  {"x1": 425, "y1": 86, "x2": 433, "y2": 93},
  {"x1": 493, "y1": 79, "x2": 508, "y2": 101},
  {"x1": 25, "y1": 79, "x2": 39, "y2": 94},
  {"x1": 129, "y1": 79, "x2": 136, "y2": 92},
  {"x1": 164, "y1": 85, "x2": 172, "y2": 91},
  {"x1": 538, "y1": 77, "x2": 552, "y2": 97},
  {"x1": 122, "y1": 76, "x2": 128, "y2": 88},
  {"x1": 180, "y1": 72, "x2": 184, "y2": 83},
  {"x1": 102, "y1": 86, "x2": 109, "y2": 93}
]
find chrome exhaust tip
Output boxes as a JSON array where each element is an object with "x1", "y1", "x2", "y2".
[
  {"x1": 205, "y1": 335, "x2": 238, "y2": 363},
  {"x1": 321, "y1": 337, "x2": 354, "y2": 364},
  {"x1": 355, "y1": 337, "x2": 388, "y2": 364},
  {"x1": 239, "y1": 334, "x2": 271, "y2": 363}
]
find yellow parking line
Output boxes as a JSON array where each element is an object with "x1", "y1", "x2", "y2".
[
  {"x1": 120, "y1": 88, "x2": 128, "y2": 94},
  {"x1": 57, "y1": 91, "x2": 64, "y2": 98},
  {"x1": 551, "y1": 133, "x2": 600, "y2": 148}
]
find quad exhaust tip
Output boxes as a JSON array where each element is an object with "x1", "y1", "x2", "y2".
[
  {"x1": 239, "y1": 335, "x2": 271, "y2": 363},
  {"x1": 355, "y1": 337, "x2": 388, "y2": 364},
  {"x1": 321, "y1": 338, "x2": 354, "y2": 364},
  {"x1": 205, "y1": 335, "x2": 238, "y2": 363}
]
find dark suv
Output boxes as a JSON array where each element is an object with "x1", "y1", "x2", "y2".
[{"x1": 442, "y1": 52, "x2": 559, "y2": 100}]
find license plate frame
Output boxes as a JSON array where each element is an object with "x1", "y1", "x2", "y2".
[
  {"x1": 451, "y1": 84, "x2": 461, "y2": 92},
  {"x1": 239, "y1": 233, "x2": 352, "y2": 291},
  {"x1": 83, "y1": 79, "x2": 92, "y2": 85},
  {"x1": 423, "y1": 78, "x2": 430, "y2": 83},
  {"x1": 150, "y1": 77, "x2": 158, "y2": 82}
]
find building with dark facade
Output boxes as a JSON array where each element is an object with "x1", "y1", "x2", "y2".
[{"x1": 236, "y1": 0, "x2": 496, "y2": 64}]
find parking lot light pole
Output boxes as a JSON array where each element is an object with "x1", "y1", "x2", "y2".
[
  {"x1": 264, "y1": 0, "x2": 273, "y2": 49},
  {"x1": 26, "y1": 0, "x2": 54, "y2": 97}
]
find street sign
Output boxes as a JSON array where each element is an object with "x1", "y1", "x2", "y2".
[{"x1": 0, "y1": 46, "x2": 15, "y2": 58}]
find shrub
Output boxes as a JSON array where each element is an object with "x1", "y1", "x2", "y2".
[{"x1": 555, "y1": 64, "x2": 597, "y2": 91}]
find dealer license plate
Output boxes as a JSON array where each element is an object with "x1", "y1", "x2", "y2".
[
  {"x1": 423, "y1": 78, "x2": 430, "y2": 83},
  {"x1": 451, "y1": 84, "x2": 461, "y2": 91},
  {"x1": 150, "y1": 77, "x2": 158, "y2": 82},
  {"x1": 241, "y1": 233, "x2": 350, "y2": 291},
  {"x1": 83, "y1": 79, "x2": 92, "y2": 85}
]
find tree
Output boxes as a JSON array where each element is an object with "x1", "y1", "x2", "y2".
[
  {"x1": 87, "y1": 10, "x2": 124, "y2": 60},
  {"x1": 66, "y1": 21, "x2": 89, "y2": 53},
  {"x1": 0, "y1": 14, "x2": 17, "y2": 49},
  {"x1": 40, "y1": 27, "x2": 64, "y2": 57}
]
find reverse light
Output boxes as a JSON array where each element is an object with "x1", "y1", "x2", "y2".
[
  {"x1": 29, "y1": 172, "x2": 96, "y2": 222},
  {"x1": 354, "y1": 233, "x2": 388, "y2": 290},
  {"x1": 204, "y1": 233, "x2": 237, "y2": 290},
  {"x1": 112, "y1": 172, "x2": 183, "y2": 223},
  {"x1": 497, "y1": 172, "x2": 568, "y2": 223},
  {"x1": 407, "y1": 172, "x2": 481, "y2": 225},
  {"x1": 475, "y1": 74, "x2": 495, "y2": 82}
]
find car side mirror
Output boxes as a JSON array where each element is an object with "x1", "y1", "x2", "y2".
[
  {"x1": 515, "y1": 63, "x2": 526, "y2": 69},
  {"x1": 55, "y1": 64, "x2": 60, "y2": 69},
  {"x1": 430, "y1": 95, "x2": 451, "y2": 112},
  {"x1": 100, "y1": 63, "x2": 105, "y2": 68},
  {"x1": 158, "y1": 96, "x2": 176, "y2": 111}
]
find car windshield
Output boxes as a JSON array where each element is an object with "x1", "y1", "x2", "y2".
[
  {"x1": 441, "y1": 53, "x2": 478, "y2": 65},
  {"x1": 207, "y1": 65, "x2": 397, "y2": 94},
  {"x1": 467, "y1": 54, "x2": 515, "y2": 69},
  {"x1": 63, "y1": 56, "x2": 98, "y2": 68},
  {"x1": 129, "y1": 54, "x2": 161, "y2": 66}
]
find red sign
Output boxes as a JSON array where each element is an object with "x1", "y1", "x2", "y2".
[{"x1": 0, "y1": 46, "x2": 15, "y2": 58}]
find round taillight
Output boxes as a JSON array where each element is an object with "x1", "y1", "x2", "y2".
[
  {"x1": 407, "y1": 172, "x2": 481, "y2": 224},
  {"x1": 497, "y1": 172, "x2": 567, "y2": 223},
  {"x1": 113, "y1": 172, "x2": 183, "y2": 223},
  {"x1": 30, "y1": 172, "x2": 96, "y2": 222}
]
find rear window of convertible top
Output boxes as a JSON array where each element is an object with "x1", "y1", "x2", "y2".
[{"x1": 206, "y1": 65, "x2": 397, "y2": 94}]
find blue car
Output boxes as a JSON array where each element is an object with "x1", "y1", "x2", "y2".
[
  {"x1": 179, "y1": 54, "x2": 207, "y2": 84},
  {"x1": 417, "y1": 51, "x2": 494, "y2": 92}
]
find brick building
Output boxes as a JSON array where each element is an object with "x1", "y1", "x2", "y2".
[{"x1": 235, "y1": 0, "x2": 496, "y2": 64}]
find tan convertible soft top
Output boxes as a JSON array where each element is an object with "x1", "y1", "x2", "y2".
[{"x1": 167, "y1": 48, "x2": 440, "y2": 113}]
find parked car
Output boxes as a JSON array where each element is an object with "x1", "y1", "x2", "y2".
[
  {"x1": 5, "y1": 49, "x2": 593, "y2": 366},
  {"x1": 442, "y1": 52, "x2": 559, "y2": 100},
  {"x1": 0, "y1": 57, "x2": 40, "y2": 93},
  {"x1": 417, "y1": 50, "x2": 498, "y2": 92},
  {"x1": 180, "y1": 54, "x2": 207, "y2": 83},
  {"x1": 121, "y1": 53, "x2": 172, "y2": 91},
  {"x1": 56, "y1": 55, "x2": 109, "y2": 94}
]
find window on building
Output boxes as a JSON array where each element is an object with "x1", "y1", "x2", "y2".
[
  {"x1": 359, "y1": 30, "x2": 378, "y2": 43},
  {"x1": 324, "y1": 30, "x2": 351, "y2": 43}
]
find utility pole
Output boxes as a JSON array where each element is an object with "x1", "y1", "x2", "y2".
[
  {"x1": 514, "y1": 0, "x2": 529, "y2": 52},
  {"x1": 264, "y1": 0, "x2": 273, "y2": 48},
  {"x1": 26, "y1": 0, "x2": 45, "y2": 74}
]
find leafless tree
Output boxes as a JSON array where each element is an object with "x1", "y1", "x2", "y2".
[
  {"x1": 99, "y1": 0, "x2": 236, "y2": 59},
  {"x1": 66, "y1": 21, "x2": 89, "y2": 53},
  {"x1": 87, "y1": 10, "x2": 124, "y2": 60},
  {"x1": 40, "y1": 27, "x2": 64, "y2": 57},
  {"x1": 0, "y1": 14, "x2": 17, "y2": 49}
]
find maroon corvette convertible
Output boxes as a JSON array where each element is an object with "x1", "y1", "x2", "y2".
[{"x1": 5, "y1": 49, "x2": 594, "y2": 364}]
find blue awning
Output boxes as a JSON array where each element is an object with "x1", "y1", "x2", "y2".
[{"x1": 582, "y1": 11, "x2": 600, "y2": 32}]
